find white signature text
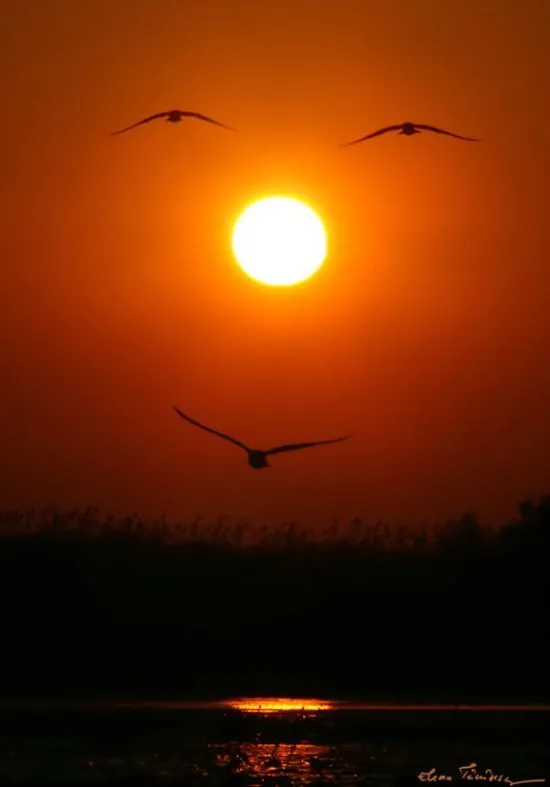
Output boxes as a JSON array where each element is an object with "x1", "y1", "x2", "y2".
[{"x1": 417, "y1": 763, "x2": 546, "y2": 787}]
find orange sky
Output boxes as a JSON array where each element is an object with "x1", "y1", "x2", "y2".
[{"x1": 1, "y1": 0, "x2": 549, "y2": 527}]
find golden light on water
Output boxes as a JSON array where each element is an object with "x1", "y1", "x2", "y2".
[
  {"x1": 231, "y1": 197, "x2": 327, "y2": 286},
  {"x1": 229, "y1": 697, "x2": 333, "y2": 713}
]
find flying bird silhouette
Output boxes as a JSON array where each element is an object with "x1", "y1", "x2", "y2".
[
  {"x1": 341, "y1": 122, "x2": 479, "y2": 146},
  {"x1": 172, "y1": 406, "x2": 349, "y2": 469},
  {"x1": 111, "y1": 109, "x2": 235, "y2": 136}
]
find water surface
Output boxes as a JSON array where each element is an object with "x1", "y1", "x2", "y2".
[{"x1": 0, "y1": 698, "x2": 547, "y2": 784}]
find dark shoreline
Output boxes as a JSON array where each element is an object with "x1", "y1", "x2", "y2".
[
  {"x1": 1, "y1": 501, "x2": 548, "y2": 703},
  {"x1": 1, "y1": 703, "x2": 549, "y2": 741}
]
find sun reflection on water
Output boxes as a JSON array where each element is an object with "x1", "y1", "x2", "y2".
[
  {"x1": 213, "y1": 741, "x2": 344, "y2": 784},
  {"x1": 228, "y1": 697, "x2": 333, "y2": 713}
]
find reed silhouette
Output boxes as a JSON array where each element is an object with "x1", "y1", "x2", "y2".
[{"x1": 0, "y1": 497, "x2": 547, "y2": 702}]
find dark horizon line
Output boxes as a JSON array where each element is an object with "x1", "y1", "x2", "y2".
[{"x1": 2, "y1": 698, "x2": 549, "y2": 712}]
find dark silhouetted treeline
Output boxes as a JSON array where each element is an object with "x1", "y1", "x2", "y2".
[{"x1": 0, "y1": 497, "x2": 548, "y2": 702}]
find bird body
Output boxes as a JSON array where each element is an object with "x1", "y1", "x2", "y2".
[
  {"x1": 248, "y1": 450, "x2": 271, "y2": 469},
  {"x1": 341, "y1": 121, "x2": 479, "y2": 146},
  {"x1": 398, "y1": 122, "x2": 421, "y2": 136},
  {"x1": 172, "y1": 406, "x2": 349, "y2": 469},
  {"x1": 111, "y1": 109, "x2": 235, "y2": 135}
]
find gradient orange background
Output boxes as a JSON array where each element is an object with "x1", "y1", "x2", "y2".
[{"x1": 1, "y1": 0, "x2": 549, "y2": 527}]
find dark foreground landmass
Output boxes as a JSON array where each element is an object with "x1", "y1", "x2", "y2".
[{"x1": 0, "y1": 496, "x2": 548, "y2": 701}]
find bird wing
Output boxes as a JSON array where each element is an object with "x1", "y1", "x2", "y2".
[
  {"x1": 110, "y1": 113, "x2": 169, "y2": 135},
  {"x1": 340, "y1": 125, "x2": 401, "y2": 146},
  {"x1": 265, "y1": 436, "x2": 350, "y2": 456},
  {"x1": 172, "y1": 406, "x2": 249, "y2": 451},
  {"x1": 178, "y1": 111, "x2": 236, "y2": 131},
  {"x1": 414, "y1": 124, "x2": 479, "y2": 141}
]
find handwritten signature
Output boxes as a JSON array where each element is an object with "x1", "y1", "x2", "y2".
[{"x1": 418, "y1": 763, "x2": 546, "y2": 786}]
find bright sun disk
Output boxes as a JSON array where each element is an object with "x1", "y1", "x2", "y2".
[{"x1": 232, "y1": 196, "x2": 327, "y2": 286}]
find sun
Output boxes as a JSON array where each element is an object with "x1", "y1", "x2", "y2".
[{"x1": 231, "y1": 196, "x2": 327, "y2": 286}]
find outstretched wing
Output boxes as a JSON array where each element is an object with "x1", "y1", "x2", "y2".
[
  {"x1": 110, "y1": 113, "x2": 169, "y2": 135},
  {"x1": 172, "y1": 406, "x2": 249, "y2": 451},
  {"x1": 179, "y1": 112, "x2": 236, "y2": 131},
  {"x1": 340, "y1": 125, "x2": 401, "y2": 146},
  {"x1": 265, "y1": 436, "x2": 350, "y2": 456},
  {"x1": 414, "y1": 124, "x2": 479, "y2": 141}
]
